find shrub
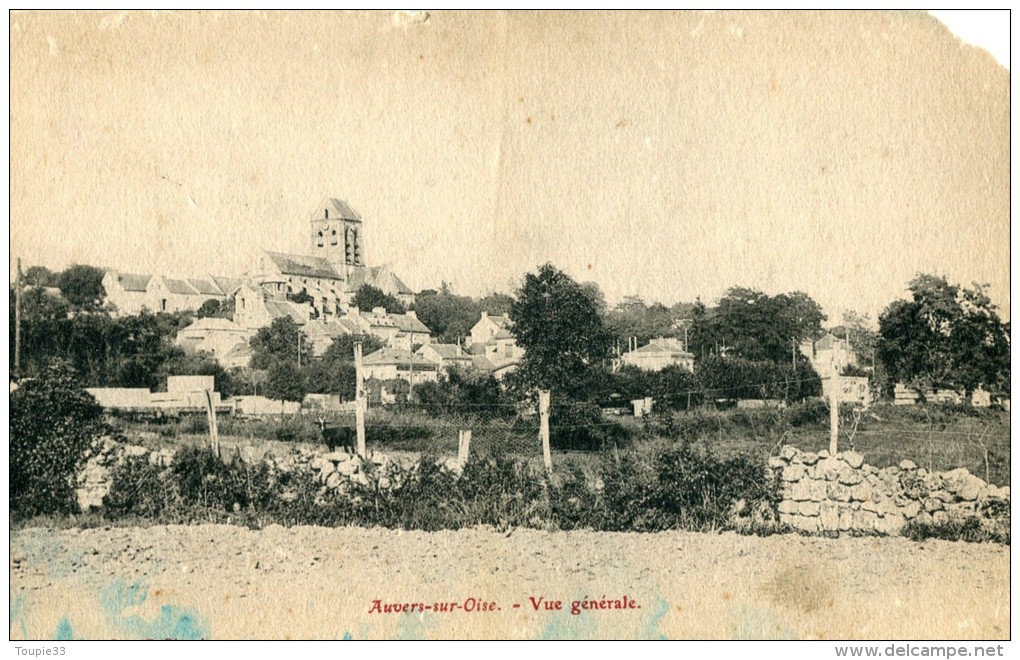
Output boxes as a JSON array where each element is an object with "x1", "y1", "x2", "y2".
[
  {"x1": 10, "y1": 362, "x2": 107, "y2": 517},
  {"x1": 550, "y1": 401, "x2": 630, "y2": 451},
  {"x1": 903, "y1": 516, "x2": 1010, "y2": 545}
]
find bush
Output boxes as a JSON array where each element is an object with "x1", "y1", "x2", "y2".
[
  {"x1": 903, "y1": 516, "x2": 1010, "y2": 545},
  {"x1": 550, "y1": 401, "x2": 630, "y2": 451},
  {"x1": 10, "y1": 362, "x2": 107, "y2": 517}
]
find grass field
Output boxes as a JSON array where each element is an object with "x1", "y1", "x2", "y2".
[{"x1": 110, "y1": 401, "x2": 1011, "y2": 486}]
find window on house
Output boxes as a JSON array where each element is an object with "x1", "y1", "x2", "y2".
[
  {"x1": 325, "y1": 209, "x2": 329, "y2": 219},
  {"x1": 317, "y1": 230, "x2": 324, "y2": 247},
  {"x1": 161, "y1": 299, "x2": 167, "y2": 312},
  {"x1": 330, "y1": 229, "x2": 338, "y2": 246}
]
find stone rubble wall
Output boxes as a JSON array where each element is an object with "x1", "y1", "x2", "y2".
[{"x1": 769, "y1": 445, "x2": 1010, "y2": 536}]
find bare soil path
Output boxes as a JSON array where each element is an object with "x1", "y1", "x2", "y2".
[{"x1": 9, "y1": 525, "x2": 1008, "y2": 640}]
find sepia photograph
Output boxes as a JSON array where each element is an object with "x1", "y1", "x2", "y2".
[{"x1": 7, "y1": 9, "x2": 1011, "y2": 646}]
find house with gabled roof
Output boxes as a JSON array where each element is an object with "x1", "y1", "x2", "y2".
[
  {"x1": 620, "y1": 337, "x2": 695, "y2": 372},
  {"x1": 102, "y1": 270, "x2": 153, "y2": 315},
  {"x1": 233, "y1": 284, "x2": 312, "y2": 331},
  {"x1": 467, "y1": 311, "x2": 523, "y2": 366},
  {"x1": 175, "y1": 317, "x2": 252, "y2": 361},
  {"x1": 417, "y1": 342, "x2": 474, "y2": 374},
  {"x1": 361, "y1": 347, "x2": 439, "y2": 386}
]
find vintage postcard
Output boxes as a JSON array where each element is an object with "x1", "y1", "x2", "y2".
[{"x1": 8, "y1": 10, "x2": 1010, "y2": 646}]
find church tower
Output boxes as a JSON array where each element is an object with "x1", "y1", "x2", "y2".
[{"x1": 310, "y1": 198, "x2": 365, "y2": 270}]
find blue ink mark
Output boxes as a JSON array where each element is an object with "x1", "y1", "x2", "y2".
[
  {"x1": 100, "y1": 579, "x2": 209, "y2": 640},
  {"x1": 537, "y1": 611, "x2": 598, "y2": 640},
  {"x1": 637, "y1": 597, "x2": 669, "y2": 640},
  {"x1": 395, "y1": 611, "x2": 435, "y2": 640},
  {"x1": 731, "y1": 605, "x2": 798, "y2": 640},
  {"x1": 10, "y1": 595, "x2": 28, "y2": 638},
  {"x1": 54, "y1": 617, "x2": 76, "y2": 640},
  {"x1": 341, "y1": 631, "x2": 353, "y2": 640}
]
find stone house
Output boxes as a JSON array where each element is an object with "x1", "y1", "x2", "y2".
[
  {"x1": 174, "y1": 317, "x2": 252, "y2": 362},
  {"x1": 233, "y1": 284, "x2": 312, "y2": 331},
  {"x1": 417, "y1": 343, "x2": 474, "y2": 374},
  {"x1": 102, "y1": 271, "x2": 152, "y2": 315},
  {"x1": 620, "y1": 337, "x2": 695, "y2": 372},
  {"x1": 361, "y1": 347, "x2": 439, "y2": 386}
]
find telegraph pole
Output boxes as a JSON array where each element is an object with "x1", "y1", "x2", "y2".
[{"x1": 14, "y1": 258, "x2": 22, "y2": 378}]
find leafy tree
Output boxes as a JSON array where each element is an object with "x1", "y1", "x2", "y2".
[
  {"x1": 690, "y1": 287, "x2": 825, "y2": 363},
  {"x1": 263, "y1": 361, "x2": 307, "y2": 402},
  {"x1": 352, "y1": 284, "x2": 405, "y2": 314},
  {"x1": 605, "y1": 295, "x2": 685, "y2": 348},
  {"x1": 57, "y1": 264, "x2": 107, "y2": 309},
  {"x1": 249, "y1": 318, "x2": 309, "y2": 370},
  {"x1": 321, "y1": 334, "x2": 384, "y2": 363},
  {"x1": 196, "y1": 299, "x2": 222, "y2": 319},
  {"x1": 478, "y1": 292, "x2": 514, "y2": 315},
  {"x1": 23, "y1": 265, "x2": 58, "y2": 287},
  {"x1": 878, "y1": 274, "x2": 1010, "y2": 394},
  {"x1": 412, "y1": 288, "x2": 481, "y2": 344},
  {"x1": 10, "y1": 361, "x2": 106, "y2": 517},
  {"x1": 508, "y1": 263, "x2": 613, "y2": 399}
]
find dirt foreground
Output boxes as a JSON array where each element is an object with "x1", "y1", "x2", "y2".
[{"x1": 9, "y1": 524, "x2": 1009, "y2": 640}]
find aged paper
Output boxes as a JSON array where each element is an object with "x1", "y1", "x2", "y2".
[{"x1": 8, "y1": 10, "x2": 1009, "y2": 643}]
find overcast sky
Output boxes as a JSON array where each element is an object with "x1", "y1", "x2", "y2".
[{"x1": 9, "y1": 11, "x2": 1010, "y2": 324}]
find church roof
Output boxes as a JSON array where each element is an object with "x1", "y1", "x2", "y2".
[
  {"x1": 264, "y1": 251, "x2": 342, "y2": 280},
  {"x1": 187, "y1": 278, "x2": 223, "y2": 296},
  {"x1": 345, "y1": 265, "x2": 413, "y2": 295},
  {"x1": 264, "y1": 299, "x2": 310, "y2": 325},
  {"x1": 211, "y1": 276, "x2": 245, "y2": 296},
  {"x1": 323, "y1": 198, "x2": 362, "y2": 222},
  {"x1": 113, "y1": 272, "x2": 152, "y2": 292},
  {"x1": 164, "y1": 278, "x2": 199, "y2": 295}
]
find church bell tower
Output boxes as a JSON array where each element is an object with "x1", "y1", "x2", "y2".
[{"x1": 311, "y1": 198, "x2": 364, "y2": 269}]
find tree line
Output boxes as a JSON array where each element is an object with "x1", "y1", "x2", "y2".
[{"x1": 11, "y1": 262, "x2": 1009, "y2": 407}]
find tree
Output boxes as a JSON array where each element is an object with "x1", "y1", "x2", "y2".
[
  {"x1": 352, "y1": 284, "x2": 405, "y2": 314},
  {"x1": 263, "y1": 361, "x2": 307, "y2": 402},
  {"x1": 478, "y1": 292, "x2": 514, "y2": 315},
  {"x1": 11, "y1": 361, "x2": 106, "y2": 516},
  {"x1": 878, "y1": 274, "x2": 1010, "y2": 394},
  {"x1": 249, "y1": 318, "x2": 309, "y2": 370},
  {"x1": 57, "y1": 264, "x2": 107, "y2": 309},
  {"x1": 508, "y1": 263, "x2": 613, "y2": 399},
  {"x1": 690, "y1": 287, "x2": 825, "y2": 363},
  {"x1": 196, "y1": 299, "x2": 222, "y2": 319},
  {"x1": 24, "y1": 265, "x2": 58, "y2": 287},
  {"x1": 412, "y1": 288, "x2": 480, "y2": 344},
  {"x1": 605, "y1": 295, "x2": 685, "y2": 348}
]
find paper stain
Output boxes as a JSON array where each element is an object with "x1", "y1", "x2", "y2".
[
  {"x1": 731, "y1": 605, "x2": 798, "y2": 640},
  {"x1": 764, "y1": 564, "x2": 834, "y2": 613},
  {"x1": 54, "y1": 617, "x2": 75, "y2": 640},
  {"x1": 636, "y1": 597, "x2": 669, "y2": 640},
  {"x1": 10, "y1": 595, "x2": 28, "y2": 638},
  {"x1": 395, "y1": 611, "x2": 435, "y2": 640},
  {"x1": 99, "y1": 579, "x2": 209, "y2": 640}
]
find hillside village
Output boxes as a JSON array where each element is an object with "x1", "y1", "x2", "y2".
[{"x1": 13, "y1": 195, "x2": 1008, "y2": 417}]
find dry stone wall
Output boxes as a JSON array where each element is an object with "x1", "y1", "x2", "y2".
[{"x1": 769, "y1": 446, "x2": 1010, "y2": 537}]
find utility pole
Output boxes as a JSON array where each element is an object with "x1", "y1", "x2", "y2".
[
  {"x1": 14, "y1": 257, "x2": 22, "y2": 377},
  {"x1": 297, "y1": 333, "x2": 302, "y2": 368}
]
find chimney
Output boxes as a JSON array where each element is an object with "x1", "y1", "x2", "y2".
[{"x1": 481, "y1": 311, "x2": 489, "y2": 320}]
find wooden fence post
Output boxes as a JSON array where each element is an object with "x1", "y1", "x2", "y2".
[
  {"x1": 354, "y1": 341, "x2": 367, "y2": 456},
  {"x1": 458, "y1": 429, "x2": 472, "y2": 468},
  {"x1": 204, "y1": 389, "x2": 220, "y2": 459},
  {"x1": 829, "y1": 357, "x2": 839, "y2": 455},
  {"x1": 539, "y1": 390, "x2": 552, "y2": 471}
]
